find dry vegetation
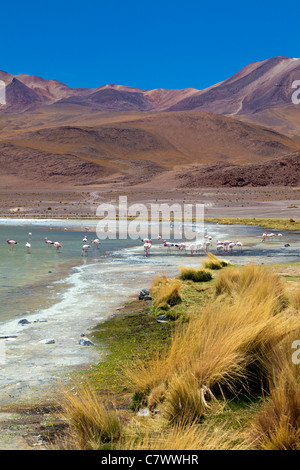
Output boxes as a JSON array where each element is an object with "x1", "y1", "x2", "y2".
[{"x1": 58, "y1": 258, "x2": 300, "y2": 450}]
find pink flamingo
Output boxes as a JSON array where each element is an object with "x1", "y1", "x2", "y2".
[
  {"x1": 81, "y1": 244, "x2": 90, "y2": 257},
  {"x1": 144, "y1": 241, "x2": 152, "y2": 257},
  {"x1": 228, "y1": 242, "x2": 235, "y2": 254},
  {"x1": 54, "y1": 242, "x2": 62, "y2": 251},
  {"x1": 91, "y1": 238, "x2": 101, "y2": 248},
  {"x1": 45, "y1": 237, "x2": 54, "y2": 246},
  {"x1": 175, "y1": 242, "x2": 187, "y2": 254},
  {"x1": 222, "y1": 240, "x2": 232, "y2": 252},
  {"x1": 205, "y1": 240, "x2": 211, "y2": 252},
  {"x1": 25, "y1": 242, "x2": 31, "y2": 253},
  {"x1": 236, "y1": 241, "x2": 243, "y2": 251},
  {"x1": 82, "y1": 235, "x2": 88, "y2": 243},
  {"x1": 7, "y1": 239, "x2": 18, "y2": 250},
  {"x1": 163, "y1": 240, "x2": 174, "y2": 254}
]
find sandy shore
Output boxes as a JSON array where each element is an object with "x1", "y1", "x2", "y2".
[{"x1": 1, "y1": 185, "x2": 300, "y2": 220}]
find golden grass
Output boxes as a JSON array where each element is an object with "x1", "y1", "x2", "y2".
[
  {"x1": 120, "y1": 421, "x2": 247, "y2": 450},
  {"x1": 250, "y1": 331, "x2": 300, "y2": 450},
  {"x1": 60, "y1": 386, "x2": 123, "y2": 450},
  {"x1": 150, "y1": 275, "x2": 183, "y2": 309},
  {"x1": 202, "y1": 252, "x2": 228, "y2": 270},
  {"x1": 179, "y1": 266, "x2": 212, "y2": 282},
  {"x1": 127, "y1": 264, "x2": 300, "y2": 426}
]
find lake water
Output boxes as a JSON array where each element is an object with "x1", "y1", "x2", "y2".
[{"x1": 0, "y1": 218, "x2": 300, "y2": 403}]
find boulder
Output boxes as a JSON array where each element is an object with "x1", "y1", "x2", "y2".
[
  {"x1": 77, "y1": 337, "x2": 94, "y2": 346},
  {"x1": 18, "y1": 319, "x2": 31, "y2": 326},
  {"x1": 157, "y1": 315, "x2": 168, "y2": 323},
  {"x1": 39, "y1": 339, "x2": 55, "y2": 344}
]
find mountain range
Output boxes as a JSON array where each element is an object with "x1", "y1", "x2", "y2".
[{"x1": 0, "y1": 56, "x2": 300, "y2": 189}]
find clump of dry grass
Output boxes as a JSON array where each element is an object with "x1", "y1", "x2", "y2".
[
  {"x1": 249, "y1": 328, "x2": 300, "y2": 450},
  {"x1": 150, "y1": 275, "x2": 183, "y2": 309},
  {"x1": 202, "y1": 252, "x2": 228, "y2": 270},
  {"x1": 60, "y1": 386, "x2": 123, "y2": 450},
  {"x1": 127, "y1": 264, "x2": 299, "y2": 426},
  {"x1": 120, "y1": 421, "x2": 247, "y2": 450},
  {"x1": 214, "y1": 264, "x2": 288, "y2": 314},
  {"x1": 179, "y1": 266, "x2": 212, "y2": 283}
]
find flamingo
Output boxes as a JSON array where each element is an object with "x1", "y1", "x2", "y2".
[
  {"x1": 187, "y1": 243, "x2": 196, "y2": 255},
  {"x1": 7, "y1": 239, "x2": 17, "y2": 250},
  {"x1": 228, "y1": 242, "x2": 235, "y2": 254},
  {"x1": 82, "y1": 236, "x2": 88, "y2": 243},
  {"x1": 163, "y1": 240, "x2": 174, "y2": 254},
  {"x1": 144, "y1": 241, "x2": 152, "y2": 257},
  {"x1": 195, "y1": 241, "x2": 203, "y2": 254},
  {"x1": 91, "y1": 238, "x2": 102, "y2": 248},
  {"x1": 205, "y1": 240, "x2": 211, "y2": 252},
  {"x1": 45, "y1": 237, "x2": 54, "y2": 246},
  {"x1": 54, "y1": 242, "x2": 62, "y2": 251},
  {"x1": 262, "y1": 233, "x2": 274, "y2": 242},
  {"x1": 236, "y1": 241, "x2": 243, "y2": 251},
  {"x1": 223, "y1": 240, "x2": 232, "y2": 252},
  {"x1": 175, "y1": 242, "x2": 187, "y2": 254},
  {"x1": 25, "y1": 242, "x2": 31, "y2": 253},
  {"x1": 216, "y1": 243, "x2": 224, "y2": 254},
  {"x1": 81, "y1": 244, "x2": 90, "y2": 257}
]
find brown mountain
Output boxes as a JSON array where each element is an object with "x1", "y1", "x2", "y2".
[
  {"x1": 0, "y1": 110, "x2": 297, "y2": 188},
  {"x1": 171, "y1": 151, "x2": 300, "y2": 188},
  {"x1": 0, "y1": 58, "x2": 300, "y2": 190},
  {"x1": 167, "y1": 57, "x2": 300, "y2": 115},
  {"x1": 1, "y1": 57, "x2": 300, "y2": 121}
]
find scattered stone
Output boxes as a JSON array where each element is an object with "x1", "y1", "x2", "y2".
[
  {"x1": 0, "y1": 335, "x2": 18, "y2": 339},
  {"x1": 284, "y1": 244, "x2": 290, "y2": 247},
  {"x1": 38, "y1": 339, "x2": 55, "y2": 344},
  {"x1": 138, "y1": 288, "x2": 151, "y2": 300},
  {"x1": 77, "y1": 337, "x2": 94, "y2": 346},
  {"x1": 18, "y1": 319, "x2": 31, "y2": 326},
  {"x1": 157, "y1": 315, "x2": 168, "y2": 323},
  {"x1": 33, "y1": 319, "x2": 48, "y2": 323},
  {"x1": 80, "y1": 333, "x2": 86, "y2": 337},
  {"x1": 137, "y1": 408, "x2": 150, "y2": 417}
]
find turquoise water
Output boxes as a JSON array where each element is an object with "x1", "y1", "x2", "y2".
[
  {"x1": 0, "y1": 220, "x2": 142, "y2": 321},
  {"x1": 1, "y1": 219, "x2": 300, "y2": 324}
]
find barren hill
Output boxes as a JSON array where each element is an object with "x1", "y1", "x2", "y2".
[
  {"x1": 0, "y1": 58, "x2": 300, "y2": 190},
  {"x1": 0, "y1": 110, "x2": 297, "y2": 188}
]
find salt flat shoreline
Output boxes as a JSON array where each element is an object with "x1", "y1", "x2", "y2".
[{"x1": 0, "y1": 186, "x2": 300, "y2": 220}]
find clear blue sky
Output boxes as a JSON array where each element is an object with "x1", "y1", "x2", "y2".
[{"x1": 2, "y1": 0, "x2": 299, "y2": 90}]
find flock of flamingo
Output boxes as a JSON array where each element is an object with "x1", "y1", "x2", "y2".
[
  {"x1": 5, "y1": 226, "x2": 103, "y2": 257},
  {"x1": 5, "y1": 227, "x2": 286, "y2": 258},
  {"x1": 141, "y1": 234, "x2": 245, "y2": 257}
]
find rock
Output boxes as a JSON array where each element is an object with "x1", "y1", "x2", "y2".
[
  {"x1": 137, "y1": 408, "x2": 150, "y2": 417},
  {"x1": 143, "y1": 295, "x2": 152, "y2": 301},
  {"x1": 77, "y1": 337, "x2": 94, "y2": 346},
  {"x1": 0, "y1": 335, "x2": 18, "y2": 339},
  {"x1": 33, "y1": 319, "x2": 48, "y2": 323},
  {"x1": 284, "y1": 244, "x2": 290, "y2": 247},
  {"x1": 157, "y1": 315, "x2": 168, "y2": 323},
  {"x1": 39, "y1": 339, "x2": 55, "y2": 344},
  {"x1": 139, "y1": 288, "x2": 151, "y2": 300},
  {"x1": 18, "y1": 319, "x2": 31, "y2": 326}
]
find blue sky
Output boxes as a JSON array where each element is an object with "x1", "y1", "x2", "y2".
[{"x1": 1, "y1": 0, "x2": 299, "y2": 90}]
